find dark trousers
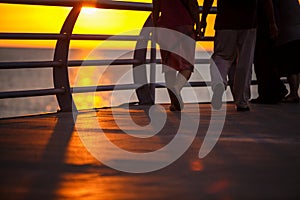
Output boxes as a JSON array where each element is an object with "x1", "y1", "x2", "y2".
[{"x1": 254, "y1": 37, "x2": 287, "y2": 103}]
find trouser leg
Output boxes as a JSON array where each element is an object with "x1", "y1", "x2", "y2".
[
  {"x1": 232, "y1": 29, "x2": 256, "y2": 107},
  {"x1": 175, "y1": 69, "x2": 192, "y2": 91},
  {"x1": 164, "y1": 70, "x2": 177, "y2": 105},
  {"x1": 228, "y1": 60, "x2": 237, "y2": 100},
  {"x1": 287, "y1": 73, "x2": 300, "y2": 97},
  {"x1": 210, "y1": 30, "x2": 238, "y2": 91}
]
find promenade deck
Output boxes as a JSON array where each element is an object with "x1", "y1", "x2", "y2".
[{"x1": 0, "y1": 103, "x2": 300, "y2": 199}]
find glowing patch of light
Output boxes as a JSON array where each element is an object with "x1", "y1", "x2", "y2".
[{"x1": 81, "y1": 7, "x2": 98, "y2": 16}]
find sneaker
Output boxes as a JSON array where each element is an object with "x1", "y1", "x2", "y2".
[{"x1": 211, "y1": 83, "x2": 225, "y2": 110}]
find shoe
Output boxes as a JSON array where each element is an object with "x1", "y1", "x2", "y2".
[
  {"x1": 168, "y1": 87, "x2": 183, "y2": 111},
  {"x1": 282, "y1": 96, "x2": 300, "y2": 103},
  {"x1": 211, "y1": 83, "x2": 225, "y2": 110},
  {"x1": 236, "y1": 106, "x2": 250, "y2": 112}
]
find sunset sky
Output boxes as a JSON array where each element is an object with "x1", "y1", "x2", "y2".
[{"x1": 0, "y1": 0, "x2": 216, "y2": 49}]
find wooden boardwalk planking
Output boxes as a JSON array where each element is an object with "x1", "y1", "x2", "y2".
[{"x1": 0, "y1": 103, "x2": 300, "y2": 199}]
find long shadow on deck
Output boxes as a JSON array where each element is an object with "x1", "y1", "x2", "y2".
[{"x1": 23, "y1": 112, "x2": 77, "y2": 199}]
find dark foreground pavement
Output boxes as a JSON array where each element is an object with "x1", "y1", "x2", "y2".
[{"x1": 0, "y1": 103, "x2": 300, "y2": 200}]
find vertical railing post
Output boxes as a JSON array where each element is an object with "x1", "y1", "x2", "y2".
[
  {"x1": 149, "y1": 31, "x2": 156, "y2": 103},
  {"x1": 53, "y1": 6, "x2": 81, "y2": 112}
]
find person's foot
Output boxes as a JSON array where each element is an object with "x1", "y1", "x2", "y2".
[
  {"x1": 169, "y1": 86, "x2": 183, "y2": 111},
  {"x1": 282, "y1": 95, "x2": 300, "y2": 103},
  {"x1": 236, "y1": 106, "x2": 250, "y2": 112},
  {"x1": 211, "y1": 83, "x2": 225, "y2": 110}
]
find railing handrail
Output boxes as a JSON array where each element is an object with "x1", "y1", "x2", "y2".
[
  {"x1": 0, "y1": 33, "x2": 146, "y2": 40},
  {"x1": 0, "y1": 0, "x2": 217, "y2": 13},
  {"x1": 0, "y1": 0, "x2": 153, "y2": 10}
]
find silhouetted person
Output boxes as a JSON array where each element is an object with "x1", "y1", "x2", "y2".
[
  {"x1": 152, "y1": 0, "x2": 200, "y2": 111},
  {"x1": 274, "y1": 0, "x2": 300, "y2": 103},
  {"x1": 251, "y1": 0, "x2": 288, "y2": 104},
  {"x1": 200, "y1": 0, "x2": 259, "y2": 111}
]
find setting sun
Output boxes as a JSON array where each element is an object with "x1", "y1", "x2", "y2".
[{"x1": 81, "y1": 7, "x2": 98, "y2": 15}]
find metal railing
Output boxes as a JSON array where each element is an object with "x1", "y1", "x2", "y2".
[{"x1": 0, "y1": 0, "x2": 217, "y2": 112}]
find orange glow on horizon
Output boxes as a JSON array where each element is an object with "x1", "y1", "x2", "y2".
[{"x1": 0, "y1": 1, "x2": 215, "y2": 50}]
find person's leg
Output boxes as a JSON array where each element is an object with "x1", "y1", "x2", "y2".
[
  {"x1": 233, "y1": 29, "x2": 256, "y2": 110},
  {"x1": 279, "y1": 40, "x2": 300, "y2": 103},
  {"x1": 288, "y1": 74, "x2": 300, "y2": 97},
  {"x1": 252, "y1": 54, "x2": 285, "y2": 104},
  {"x1": 284, "y1": 73, "x2": 300, "y2": 102},
  {"x1": 259, "y1": 39, "x2": 288, "y2": 103},
  {"x1": 167, "y1": 69, "x2": 192, "y2": 111},
  {"x1": 210, "y1": 30, "x2": 238, "y2": 109},
  {"x1": 164, "y1": 70, "x2": 177, "y2": 110},
  {"x1": 228, "y1": 59, "x2": 237, "y2": 101},
  {"x1": 211, "y1": 30, "x2": 237, "y2": 90},
  {"x1": 175, "y1": 69, "x2": 192, "y2": 91},
  {"x1": 253, "y1": 41, "x2": 272, "y2": 102}
]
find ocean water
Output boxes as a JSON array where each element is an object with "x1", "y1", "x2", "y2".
[{"x1": 0, "y1": 47, "x2": 260, "y2": 118}]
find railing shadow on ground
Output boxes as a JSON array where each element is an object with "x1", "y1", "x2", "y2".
[{"x1": 24, "y1": 112, "x2": 77, "y2": 199}]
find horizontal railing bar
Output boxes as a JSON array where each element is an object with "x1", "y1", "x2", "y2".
[
  {"x1": 72, "y1": 79, "x2": 267, "y2": 94},
  {"x1": 154, "y1": 81, "x2": 285, "y2": 89},
  {"x1": 0, "y1": 33, "x2": 65, "y2": 40},
  {"x1": 0, "y1": 61, "x2": 62, "y2": 69},
  {"x1": 71, "y1": 83, "x2": 143, "y2": 93},
  {"x1": 0, "y1": 1, "x2": 217, "y2": 13},
  {"x1": 0, "y1": 80, "x2": 266, "y2": 98},
  {"x1": 0, "y1": 88, "x2": 65, "y2": 99},
  {"x1": 0, "y1": 33, "x2": 144, "y2": 41},
  {"x1": 72, "y1": 81, "x2": 211, "y2": 94},
  {"x1": 68, "y1": 58, "x2": 210, "y2": 67},
  {"x1": 0, "y1": 0, "x2": 152, "y2": 11},
  {"x1": 152, "y1": 81, "x2": 210, "y2": 88},
  {"x1": 194, "y1": 58, "x2": 211, "y2": 64},
  {"x1": 70, "y1": 34, "x2": 145, "y2": 41},
  {"x1": 0, "y1": 80, "x2": 280, "y2": 98},
  {"x1": 68, "y1": 59, "x2": 142, "y2": 67},
  {"x1": 0, "y1": 58, "x2": 210, "y2": 69},
  {"x1": 145, "y1": 58, "x2": 210, "y2": 65},
  {"x1": 73, "y1": 79, "x2": 278, "y2": 94},
  {"x1": 0, "y1": 33, "x2": 214, "y2": 41},
  {"x1": 153, "y1": 81, "x2": 272, "y2": 88},
  {"x1": 71, "y1": 35, "x2": 211, "y2": 42},
  {"x1": 197, "y1": 36, "x2": 215, "y2": 41}
]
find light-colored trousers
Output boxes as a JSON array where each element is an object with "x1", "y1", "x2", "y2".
[{"x1": 210, "y1": 29, "x2": 256, "y2": 107}]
